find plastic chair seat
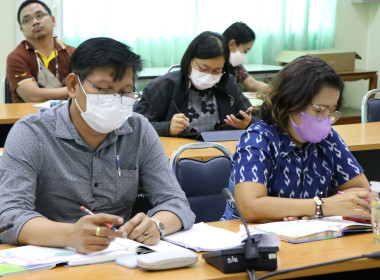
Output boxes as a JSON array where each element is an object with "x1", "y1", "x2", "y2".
[{"x1": 170, "y1": 142, "x2": 233, "y2": 223}]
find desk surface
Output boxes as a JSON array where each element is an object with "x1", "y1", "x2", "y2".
[
  {"x1": 1, "y1": 104, "x2": 380, "y2": 153},
  {"x1": 333, "y1": 121, "x2": 380, "y2": 151},
  {"x1": 138, "y1": 64, "x2": 283, "y2": 79},
  {"x1": 0, "y1": 103, "x2": 39, "y2": 125},
  {"x1": 162, "y1": 121, "x2": 380, "y2": 161},
  {"x1": 0, "y1": 220, "x2": 378, "y2": 280}
]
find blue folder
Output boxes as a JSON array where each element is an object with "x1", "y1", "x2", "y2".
[{"x1": 195, "y1": 130, "x2": 245, "y2": 142}]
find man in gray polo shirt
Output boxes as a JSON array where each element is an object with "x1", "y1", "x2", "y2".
[{"x1": 0, "y1": 37, "x2": 195, "y2": 253}]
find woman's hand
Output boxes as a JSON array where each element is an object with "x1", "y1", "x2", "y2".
[
  {"x1": 119, "y1": 213, "x2": 161, "y2": 246},
  {"x1": 323, "y1": 190, "x2": 371, "y2": 219},
  {"x1": 170, "y1": 113, "x2": 189, "y2": 136},
  {"x1": 224, "y1": 107, "x2": 253, "y2": 129},
  {"x1": 71, "y1": 214, "x2": 125, "y2": 254}
]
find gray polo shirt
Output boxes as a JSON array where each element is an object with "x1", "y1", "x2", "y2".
[{"x1": 0, "y1": 100, "x2": 195, "y2": 244}]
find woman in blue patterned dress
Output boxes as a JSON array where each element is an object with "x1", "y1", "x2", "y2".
[{"x1": 222, "y1": 55, "x2": 371, "y2": 222}]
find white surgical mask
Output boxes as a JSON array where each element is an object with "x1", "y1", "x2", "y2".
[
  {"x1": 188, "y1": 66, "x2": 223, "y2": 90},
  {"x1": 229, "y1": 46, "x2": 247, "y2": 67},
  {"x1": 75, "y1": 78, "x2": 133, "y2": 134}
]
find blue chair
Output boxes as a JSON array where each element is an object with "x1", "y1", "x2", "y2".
[
  {"x1": 169, "y1": 142, "x2": 233, "y2": 223},
  {"x1": 361, "y1": 89, "x2": 380, "y2": 123},
  {"x1": 2, "y1": 75, "x2": 12, "y2": 103}
]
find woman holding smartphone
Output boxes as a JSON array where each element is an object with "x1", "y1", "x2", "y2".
[{"x1": 135, "y1": 31, "x2": 259, "y2": 137}]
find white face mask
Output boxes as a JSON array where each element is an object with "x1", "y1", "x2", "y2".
[
  {"x1": 188, "y1": 65, "x2": 223, "y2": 90},
  {"x1": 229, "y1": 45, "x2": 247, "y2": 67},
  {"x1": 75, "y1": 78, "x2": 133, "y2": 134}
]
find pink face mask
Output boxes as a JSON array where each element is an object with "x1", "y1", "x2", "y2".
[{"x1": 290, "y1": 111, "x2": 331, "y2": 143}]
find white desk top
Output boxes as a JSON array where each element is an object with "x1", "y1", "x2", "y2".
[{"x1": 138, "y1": 64, "x2": 283, "y2": 79}]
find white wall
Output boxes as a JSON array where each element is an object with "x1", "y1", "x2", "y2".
[
  {"x1": 0, "y1": 0, "x2": 16, "y2": 104},
  {"x1": 1, "y1": 0, "x2": 379, "y2": 105},
  {"x1": 335, "y1": 0, "x2": 380, "y2": 109}
]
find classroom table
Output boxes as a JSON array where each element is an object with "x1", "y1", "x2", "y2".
[
  {"x1": 333, "y1": 121, "x2": 380, "y2": 151},
  {"x1": 137, "y1": 64, "x2": 283, "y2": 82},
  {"x1": 242, "y1": 64, "x2": 283, "y2": 79},
  {"x1": 1, "y1": 102, "x2": 380, "y2": 154},
  {"x1": 161, "y1": 121, "x2": 380, "y2": 160},
  {"x1": 0, "y1": 103, "x2": 39, "y2": 125},
  {"x1": 0, "y1": 219, "x2": 378, "y2": 280},
  {"x1": 337, "y1": 69, "x2": 378, "y2": 91}
]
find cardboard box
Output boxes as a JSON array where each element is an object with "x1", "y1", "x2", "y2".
[{"x1": 275, "y1": 48, "x2": 361, "y2": 72}]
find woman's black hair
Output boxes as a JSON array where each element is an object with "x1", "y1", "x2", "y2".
[
  {"x1": 222, "y1": 22, "x2": 256, "y2": 46},
  {"x1": 180, "y1": 31, "x2": 230, "y2": 87}
]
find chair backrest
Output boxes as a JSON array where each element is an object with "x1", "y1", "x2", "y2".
[
  {"x1": 361, "y1": 89, "x2": 380, "y2": 123},
  {"x1": 169, "y1": 142, "x2": 233, "y2": 223},
  {"x1": 167, "y1": 64, "x2": 181, "y2": 73},
  {"x1": 2, "y1": 75, "x2": 12, "y2": 103}
]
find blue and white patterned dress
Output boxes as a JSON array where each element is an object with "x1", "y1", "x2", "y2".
[{"x1": 221, "y1": 121, "x2": 363, "y2": 220}]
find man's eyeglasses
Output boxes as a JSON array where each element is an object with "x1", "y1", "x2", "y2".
[
  {"x1": 193, "y1": 59, "x2": 224, "y2": 75},
  {"x1": 21, "y1": 12, "x2": 51, "y2": 25},
  {"x1": 81, "y1": 77, "x2": 141, "y2": 106},
  {"x1": 310, "y1": 103, "x2": 342, "y2": 124}
]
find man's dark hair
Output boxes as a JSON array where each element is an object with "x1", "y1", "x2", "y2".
[
  {"x1": 17, "y1": 0, "x2": 52, "y2": 25},
  {"x1": 69, "y1": 37, "x2": 143, "y2": 83},
  {"x1": 180, "y1": 31, "x2": 230, "y2": 87}
]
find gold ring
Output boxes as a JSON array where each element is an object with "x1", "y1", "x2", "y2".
[
  {"x1": 96, "y1": 226, "x2": 101, "y2": 237},
  {"x1": 143, "y1": 231, "x2": 150, "y2": 239}
]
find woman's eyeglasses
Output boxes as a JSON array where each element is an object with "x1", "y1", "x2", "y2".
[{"x1": 310, "y1": 103, "x2": 342, "y2": 124}]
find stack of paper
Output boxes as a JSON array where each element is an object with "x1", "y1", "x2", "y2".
[
  {"x1": 0, "y1": 238, "x2": 184, "y2": 268},
  {"x1": 250, "y1": 216, "x2": 372, "y2": 243},
  {"x1": 0, "y1": 263, "x2": 55, "y2": 276},
  {"x1": 32, "y1": 100, "x2": 67, "y2": 108},
  {"x1": 163, "y1": 222, "x2": 281, "y2": 252}
]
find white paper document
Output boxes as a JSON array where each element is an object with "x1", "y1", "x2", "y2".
[
  {"x1": 32, "y1": 100, "x2": 67, "y2": 108},
  {"x1": 163, "y1": 222, "x2": 280, "y2": 252},
  {"x1": 0, "y1": 238, "x2": 184, "y2": 268}
]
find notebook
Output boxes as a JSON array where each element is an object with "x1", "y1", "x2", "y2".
[
  {"x1": 250, "y1": 216, "x2": 372, "y2": 244},
  {"x1": 0, "y1": 263, "x2": 55, "y2": 276},
  {"x1": 0, "y1": 238, "x2": 184, "y2": 268}
]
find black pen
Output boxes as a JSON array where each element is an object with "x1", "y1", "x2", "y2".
[
  {"x1": 171, "y1": 100, "x2": 181, "y2": 113},
  {"x1": 0, "y1": 222, "x2": 14, "y2": 234}
]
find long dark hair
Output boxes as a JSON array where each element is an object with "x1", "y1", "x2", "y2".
[
  {"x1": 180, "y1": 31, "x2": 230, "y2": 87},
  {"x1": 260, "y1": 55, "x2": 344, "y2": 133}
]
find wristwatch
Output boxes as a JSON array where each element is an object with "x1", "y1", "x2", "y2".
[{"x1": 151, "y1": 218, "x2": 165, "y2": 237}]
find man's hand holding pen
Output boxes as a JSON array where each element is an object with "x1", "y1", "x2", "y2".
[
  {"x1": 75, "y1": 206, "x2": 161, "y2": 254},
  {"x1": 73, "y1": 213, "x2": 125, "y2": 254}
]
